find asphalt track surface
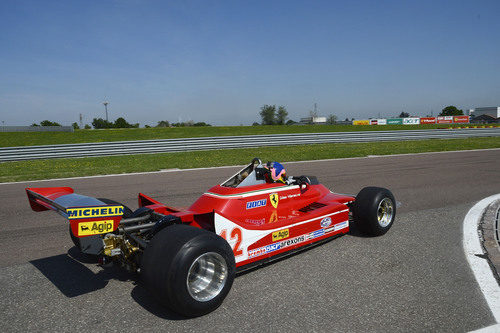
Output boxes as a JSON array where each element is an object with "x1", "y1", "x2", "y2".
[{"x1": 1, "y1": 149, "x2": 499, "y2": 332}]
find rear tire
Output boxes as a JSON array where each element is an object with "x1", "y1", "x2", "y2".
[
  {"x1": 141, "y1": 224, "x2": 235, "y2": 317},
  {"x1": 352, "y1": 187, "x2": 396, "y2": 236},
  {"x1": 69, "y1": 198, "x2": 132, "y2": 254}
]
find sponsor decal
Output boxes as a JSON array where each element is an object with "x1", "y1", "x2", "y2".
[
  {"x1": 334, "y1": 221, "x2": 349, "y2": 231},
  {"x1": 268, "y1": 210, "x2": 278, "y2": 224},
  {"x1": 305, "y1": 229, "x2": 325, "y2": 240},
  {"x1": 248, "y1": 242, "x2": 281, "y2": 258},
  {"x1": 280, "y1": 235, "x2": 305, "y2": 247},
  {"x1": 246, "y1": 199, "x2": 267, "y2": 209},
  {"x1": 320, "y1": 217, "x2": 332, "y2": 228},
  {"x1": 265, "y1": 243, "x2": 280, "y2": 252},
  {"x1": 245, "y1": 218, "x2": 266, "y2": 225},
  {"x1": 67, "y1": 206, "x2": 123, "y2": 219},
  {"x1": 272, "y1": 229, "x2": 289, "y2": 241},
  {"x1": 248, "y1": 235, "x2": 306, "y2": 258},
  {"x1": 269, "y1": 193, "x2": 279, "y2": 208},
  {"x1": 280, "y1": 193, "x2": 301, "y2": 200},
  {"x1": 325, "y1": 221, "x2": 349, "y2": 233},
  {"x1": 248, "y1": 247, "x2": 266, "y2": 258},
  {"x1": 324, "y1": 226, "x2": 335, "y2": 233},
  {"x1": 78, "y1": 220, "x2": 114, "y2": 236}
]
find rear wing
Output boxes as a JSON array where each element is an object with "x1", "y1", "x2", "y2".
[{"x1": 26, "y1": 187, "x2": 124, "y2": 238}]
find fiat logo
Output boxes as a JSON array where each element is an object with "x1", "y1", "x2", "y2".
[{"x1": 320, "y1": 217, "x2": 332, "y2": 228}]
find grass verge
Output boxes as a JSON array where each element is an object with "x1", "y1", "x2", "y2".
[
  {"x1": 2, "y1": 124, "x2": 497, "y2": 147},
  {"x1": 1, "y1": 137, "x2": 499, "y2": 183}
]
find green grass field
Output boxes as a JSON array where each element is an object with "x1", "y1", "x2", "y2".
[
  {"x1": 2, "y1": 123, "x2": 495, "y2": 147},
  {"x1": 1, "y1": 137, "x2": 498, "y2": 183}
]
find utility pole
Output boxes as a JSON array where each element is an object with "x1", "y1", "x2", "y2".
[
  {"x1": 103, "y1": 101, "x2": 109, "y2": 122},
  {"x1": 79, "y1": 113, "x2": 83, "y2": 128}
]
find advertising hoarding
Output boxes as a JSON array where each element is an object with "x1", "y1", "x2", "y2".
[
  {"x1": 387, "y1": 118, "x2": 403, "y2": 125},
  {"x1": 353, "y1": 120, "x2": 370, "y2": 125},
  {"x1": 453, "y1": 116, "x2": 470, "y2": 123},
  {"x1": 403, "y1": 118, "x2": 420, "y2": 125},
  {"x1": 437, "y1": 116, "x2": 453, "y2": 124},
  {"x1": 420, "y1": 117, "x2": 436, "y2": 124}
]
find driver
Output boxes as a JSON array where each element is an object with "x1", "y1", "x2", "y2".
[{"x1": 264, "y1": 162, "x2": 287, "y2": 184}]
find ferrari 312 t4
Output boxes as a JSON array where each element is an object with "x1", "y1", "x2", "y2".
[{"x1": 26, "y1": 158, "x2": 396, "y2": 317}]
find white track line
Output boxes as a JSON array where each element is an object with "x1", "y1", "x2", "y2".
[
  {"x1": 1, "y1": 148, "x2": 499, "y2": 185},
  {"x1": 470, "y1": 323, "x2": 500, "y2": 332},
  {"x1": 463, "y1": 194, "x2": 500, "y2": 327}
]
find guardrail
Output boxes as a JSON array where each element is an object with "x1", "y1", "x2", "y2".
[
  {"x1": 0, "y1": 126, "x2": 74, "y2": 132},
  {"x1": 1, "y1": 128, "x2": 498, "y2": 162}
]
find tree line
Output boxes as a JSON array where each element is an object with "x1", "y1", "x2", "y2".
[
  {"x1": 398, "y1": 106, "x2": 463, "y2": 118},
  {"x1": 29, "y1": 105, "x2": 466, "y2": 130},
  {"x1": 257, "y1": 104, "x2": 338, "y2": 125},
  {"x1": 259, "y1": 105, "x2": 289, "y2": 125},
  {"x1": 30, "y1": 118, "x2": 211, "y2": 129}
]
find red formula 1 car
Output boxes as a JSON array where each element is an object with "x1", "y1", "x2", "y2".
[{"x1": 26, "y1": 158, "x2": 396, "y2": 317}]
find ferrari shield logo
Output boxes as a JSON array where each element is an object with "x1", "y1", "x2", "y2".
[{"x1": 269, "y1": 193, "x2": 279, "y2": 208}]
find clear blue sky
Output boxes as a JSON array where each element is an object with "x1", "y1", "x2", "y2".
[{"x1": 1, "y1": 0, "x2": 499, "y2": 126}]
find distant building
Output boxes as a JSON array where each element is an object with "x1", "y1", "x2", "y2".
[
  {"x1": 471, "y1": 114, "x2": 499, "y2": 124},
  {"x1": 469, "y1": 107, "x2": 500, "y2": 118},
  {"x1": 300, "y1": 116, "x2": 327, "y2": 124}
]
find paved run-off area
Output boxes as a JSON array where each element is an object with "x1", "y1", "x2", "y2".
[{"x1": 0, "y1": 149, "x2": 499, "y2": 332}]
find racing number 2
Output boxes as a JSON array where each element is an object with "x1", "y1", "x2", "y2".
[{"x1": 219, "y1": 228, "x2": 243, "y2": 257}]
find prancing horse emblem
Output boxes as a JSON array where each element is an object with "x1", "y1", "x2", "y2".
[{"x1": 269, "y1": 193, "x2": 279, "y2": 208}]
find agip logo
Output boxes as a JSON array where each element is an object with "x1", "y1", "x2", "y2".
[
  {"x1": 272, "y1": 228, "x2": 289, "y2": 241},
  {"x1": 269, "y1": 193, "x2": 279, "y2": 208},
  {"x1": 78, "y1": 220, "x2": 114, "y2": 236}
]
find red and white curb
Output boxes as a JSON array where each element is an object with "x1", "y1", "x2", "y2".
[{"x1": 464, "y1": 194, "x2": 500, "y2": 332}]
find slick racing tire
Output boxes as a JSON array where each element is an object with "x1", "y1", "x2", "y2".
[
  {"x1": 352, "y1": 187, "x2": 396, "y2": 236},
  {"x1": 69, "y1": 198, "x2": 132, "y2": 254},
  {"x1": 141, "y1": 224, "x2": 235, "y2": 317}
]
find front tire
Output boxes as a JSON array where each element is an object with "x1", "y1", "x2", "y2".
[
  {"x1": 141, "y1": 224, "x2": 235, "y2": 317},
  {"x1": 352, "y1": 187, "x2": 396, "y2": 236}
]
